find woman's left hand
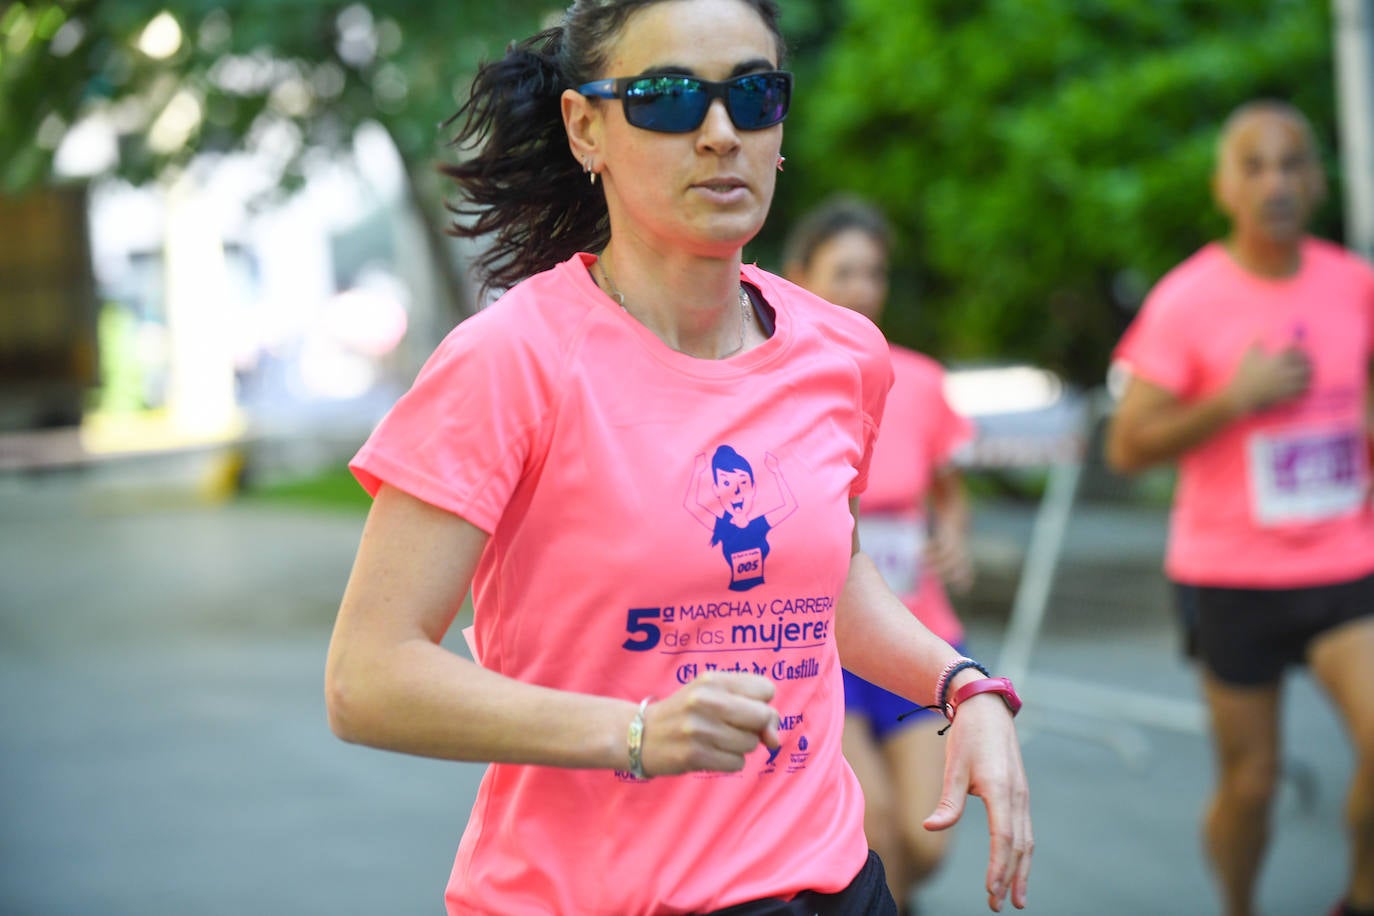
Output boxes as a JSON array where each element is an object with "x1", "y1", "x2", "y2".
[{"x1": 922, "y1": 694, "x2": 1033, "y2": 912}]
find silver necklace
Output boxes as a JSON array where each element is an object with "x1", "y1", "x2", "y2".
[{"x1": 598, "y1": 256, "x2": 750, "y2": 359}]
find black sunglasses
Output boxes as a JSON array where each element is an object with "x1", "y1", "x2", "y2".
[{"x1": 576, "y1": 70, "x2": 793, "y2": 133}]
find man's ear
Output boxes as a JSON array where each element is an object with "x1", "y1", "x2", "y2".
[
  {"x1": 1307, "y1": 160, "x2": 1329, "y2": 210},
  {"x1": 1211, "y1": 167, "x2": 1232, "y2": 220},
  {"x1": 562, "y1": 88, "x2": 601, "y2": 173}
]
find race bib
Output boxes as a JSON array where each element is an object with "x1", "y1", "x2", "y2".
[
  {"x1": 1247, "y1": 427, "x2": 1367, "y2": 526},
  {"x1": 730, "y1": 548, "x2": 764, "y2": 585},
  {"x1": 857, "y1": 515, "x2": 926, "y2": 596}
]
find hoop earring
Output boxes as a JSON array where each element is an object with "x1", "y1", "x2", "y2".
[{"x1": 776, "y1": 155, "x2": 786, "y2": 172}]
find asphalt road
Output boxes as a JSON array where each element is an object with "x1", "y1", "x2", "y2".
[{"x1": 0, "y1": 469, "x2": 1353, "y2": 915}]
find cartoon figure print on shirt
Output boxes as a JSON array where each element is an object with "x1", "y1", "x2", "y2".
[{"x1": 684, "y1": 445, "x2": 799, "y2": 591}]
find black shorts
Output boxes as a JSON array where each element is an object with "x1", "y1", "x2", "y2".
[
  {"x1": 699, "y1": 849, "x2": 897, "y2": 915},
  {"x1": 1174, "y1": 571, "x2": 1374, "y2": 686}
]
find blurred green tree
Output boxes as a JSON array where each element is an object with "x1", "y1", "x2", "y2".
[
  {"x1": 774, "y1": 0, "x2": 1341, "y2": 385},
  {"x1": 0, "y1": 0, "x2": 565, "y2": 318},
  {"x1": 0, "y1": 0, "x2": 837, "y2": 321},
  {"x1": 0, "y1": 1, "x2": 1346, "y2": 375}
]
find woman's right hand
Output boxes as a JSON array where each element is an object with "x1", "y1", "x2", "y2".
[{"x1": 637, "y1": 672, "x2": 780, "y2": 776}]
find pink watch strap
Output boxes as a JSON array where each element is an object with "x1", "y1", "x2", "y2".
[{"x1": 948, "y1": 676, "x2": 1022, "y2": 719}]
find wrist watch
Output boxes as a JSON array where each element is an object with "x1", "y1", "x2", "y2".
[{"x1": 947, "y1": 676, "x2": 1023, "y2": 721}]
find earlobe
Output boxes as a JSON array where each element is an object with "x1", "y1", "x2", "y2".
[{"x1": 562, "y1": 88, "x2": 599, "y2": 166}]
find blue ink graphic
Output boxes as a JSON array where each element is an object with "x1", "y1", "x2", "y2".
[
  {"x1": 766, "y1": 746, "x2": 782, "y2": 765},
  {"x1": 684, "y1": 446, "x2": 798, "y2": 591}
]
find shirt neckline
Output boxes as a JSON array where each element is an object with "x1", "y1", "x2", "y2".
[
  {"x1": 1208, "y1": 238, "x2": 1312, "y2": 290},
  {"x1": 565, "y1": 252, "x2": 791, "y2": 379}
]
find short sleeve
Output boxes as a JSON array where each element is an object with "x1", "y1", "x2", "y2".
[
  {"x1": 850, "y1": 325, "x2": 895, "y2": 498},
  {"x1": 1112, "y1": 288, "x2": 1195, "y2": 397},
  {"x1": 349, "y1": 302, "x2": 558, "y2": 534}
]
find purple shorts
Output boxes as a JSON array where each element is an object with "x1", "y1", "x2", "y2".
[{"x1": 841, "y1": 643, "x2": 967, "y2": 741}]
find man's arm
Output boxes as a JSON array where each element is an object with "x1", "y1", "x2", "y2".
[{"x1": 1106, "y1": 343, "x2": 1312, "y2": 474}]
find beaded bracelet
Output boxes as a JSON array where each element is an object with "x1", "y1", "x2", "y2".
[{"x1": 627, "y1": 696, "x2": 653, "y2": 780}]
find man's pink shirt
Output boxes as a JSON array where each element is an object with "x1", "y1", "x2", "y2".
[
  {"x1": 1114, "y1": 238, "x2": 1374, "y2": 588},
  {"x1": 351, "y1": 254, "x2": 892, "y2": 914}
]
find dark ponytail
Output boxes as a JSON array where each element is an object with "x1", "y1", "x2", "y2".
[
  {"x1": 440, "y1": 27, "x2": 606, "y2": 294},
  {"x1": 441, "y1": 0, "x2": 786, "y2": 294}
]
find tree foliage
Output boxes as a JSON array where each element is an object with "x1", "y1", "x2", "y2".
[
  {"x1": 0, "y1": 0, "x2": 564, "y2": 323},
  {"x1": 0, "y1": 1, "x2": 1347, "y2": 380},
  {"x1": 0, "y1": 1, "x2": 557, "y2": 196},
  {"x1": 771, "y1": 0, "x2": 1341, "y2": 384}
]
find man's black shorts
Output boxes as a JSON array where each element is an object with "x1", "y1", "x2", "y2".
[{"x1": 1174, "y1": 571, "x2": 1374, "y2": 686}]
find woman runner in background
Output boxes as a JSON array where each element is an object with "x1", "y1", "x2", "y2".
[{"x1": 787, "y1": 195, "x2": 978, "y2": 914}]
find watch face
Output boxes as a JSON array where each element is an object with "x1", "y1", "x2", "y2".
[{"x1": 1001, "y1": 681, "x2": 1023, "y2": 714}]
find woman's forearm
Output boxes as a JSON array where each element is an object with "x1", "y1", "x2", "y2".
[
  {"x1": 833, "y1": 552, "x2": 960, "y2": 707},
  {"x1": 327, "y1": 637, "x2": 635, "y2": 769}
]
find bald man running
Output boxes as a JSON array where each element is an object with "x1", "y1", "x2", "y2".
[{"x1": 1107, "y1": 100, "x2": 1374, "y2": 916}]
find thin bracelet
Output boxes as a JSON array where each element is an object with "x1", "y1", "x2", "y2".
[
  {"x1": 936, "y1": 658, "x2": 990, "y2": 718},
  {"x1": 627, "y1": 696, "x2": 653, "y2": 780},
  {"x1": 933, "y1": 656, "x2": 978, "y2": 707}
]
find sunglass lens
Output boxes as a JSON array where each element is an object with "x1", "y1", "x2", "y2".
[
  {"x1": 727, "y1": 73, "x2": 790, "y2": 130},
  {"x1": 623, "y1": 76, "x2": 707, "y2": 133}
]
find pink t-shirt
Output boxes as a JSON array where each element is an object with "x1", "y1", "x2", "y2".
[
  {"x1": 858, "y1": 346, "x2": 974, "y2": 645},
  {"x1": 351, "y1": 253, "x2": 892, "y2": 915},
  {"x1": 1113, "y1": 238, "x2": 1374, "y2": 588}
]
